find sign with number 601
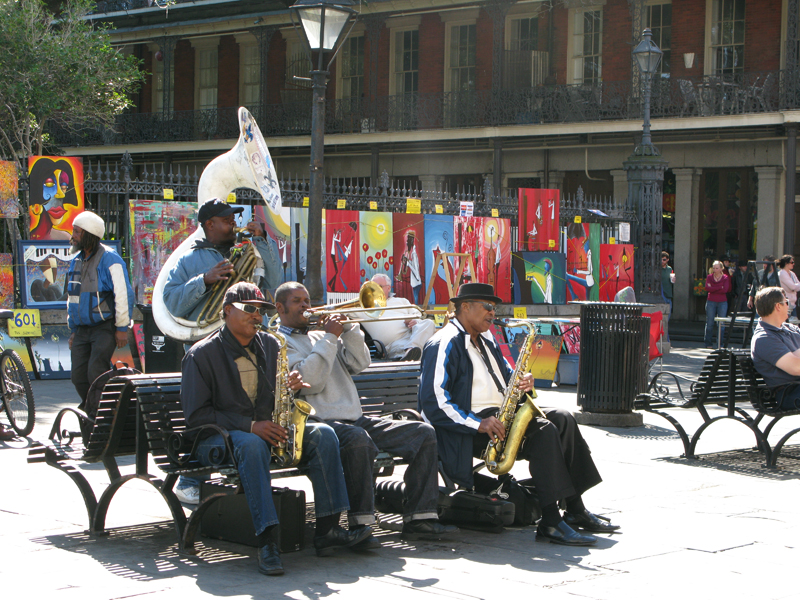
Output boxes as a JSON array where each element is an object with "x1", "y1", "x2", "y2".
[{"x1": 9, "y1": 309, "x2": 42, "y2": 337}]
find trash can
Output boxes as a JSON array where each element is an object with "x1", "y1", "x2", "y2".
[
  {"x1": 137, "y1": 304, "x2": 184, "y2": 373},
  {"x1": 575, "y1": 301, "x2": 650, "y2": 413}
]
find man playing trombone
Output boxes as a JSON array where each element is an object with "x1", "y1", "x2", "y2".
[
  {"x1": 276, "y1": 281, "x2": 457, "y2": 542},
  {"x1": 418, "y1": 283, "x2": 619, "y2": 546}
]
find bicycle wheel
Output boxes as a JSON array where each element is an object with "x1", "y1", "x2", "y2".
[{"x1": 1, "y1": 349, "x2": 35, "y2": 436}]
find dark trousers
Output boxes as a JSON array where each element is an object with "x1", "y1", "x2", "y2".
[
  {"x1": 71, "y1": 320, "x2": 116, "y2": 406},
  {"x1": 327, "y1": 415, "x2": 440, "y2": 525},
  {"x1": 473, "y1": 407, "x2": 602, "y2": 507}
]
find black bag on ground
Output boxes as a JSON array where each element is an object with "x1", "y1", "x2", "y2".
[
  {"x1": 80, "y1": 362, "x2": 141, "y2": 440},
  {"x1": 473, "y1": 473, "x2": 541, "y2": 526}
]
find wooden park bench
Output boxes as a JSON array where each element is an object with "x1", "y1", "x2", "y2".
[
  {"x1": 634, "y1": 349, "x2": 770, "y2": 459},
  {"x1": 737, "y1": 355, "x2": 800, "y2": 467}
]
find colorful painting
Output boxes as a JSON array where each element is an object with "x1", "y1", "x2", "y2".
[
  {"x1": 253, "y1": 204, "x2": 291, "y2": 292},
  {"x1": 392, "y1": 214, "x2": 425, "y2": 305},
  {"x1": 518, "y1": 188, "x2": 560, "y2": 252},
  {"x1": 325, "y1": 210, "x2": 360, "y2": 294},
  {"x1": 599, "y1": 244, "x2": 635, "y2": 301},
  {"x1": 360, "y1": 211, "x2": 393, "y2": 285},
  {"x1": 129, "y1": 200, "x2": 196, "y2": 304},
  {"x1": 0, "y1": 254, "x2": 13, "y2": 309},
  {"x1": 512, "y1": 252, "x2": 566, "y2": 305},
  {"x1": 0, "y1": 160, "x2": 19, "y2": 219},
  {"x1": 453, "y1": 216, "x2": 479, "y2": 286},
  {"x1": 0, "y1": 330, "x2": 33, "y2": 373},
  {"x1": 28, "y1": 156, "x2": 85, "y2": 241},
  {"x1": 423, "y1": 214, "x2": 455, "y2": 305},
  {"x1": 478, "y1": 217, "x2": 512, "y2": 302},
  {"x1": 562, "y1": 324, "x2": 581, "y2": 354},
  {"x1": 527, "y1": 334, "x2": 562, "y2": 387},
  {"x1": 565, "y1": 222, "x2": 600, "y2": 301}
]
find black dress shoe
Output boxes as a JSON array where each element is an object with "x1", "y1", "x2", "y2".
[
  {"x1": 0, "y1": 424, "x2": 16, "y2": 441},
  {"x1": 564, "y1": 510, "x2": 620, "y2": 533},
  {"x1": 313, "y1": 524, "x2": 372, "y2": 556},
  {"x1": 400, "y1": 519, "x2": 459, "y2": 541},
  {"x1": 257, "y1": 542, "x2": 284, "y2": 576},
  {"x1": 536, "y1": 521, "x2": 597, "y2": 546},
  {"x1": 350, "y1": 528, "x2": 382, "y2": 551}
]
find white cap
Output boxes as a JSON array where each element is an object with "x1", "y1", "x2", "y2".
[{"x1": 72, "y1": 211, "x2": 105, "y2": 239}]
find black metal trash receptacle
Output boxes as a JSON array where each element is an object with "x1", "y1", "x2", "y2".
[
  {"x1": 575, "y1": 302, "x2": 650, "y2": 414},
  {"x1": 137, "y1": 304, "x2": 184, "y2": 373}
]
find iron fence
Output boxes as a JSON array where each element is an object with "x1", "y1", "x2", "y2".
[{"x1": 48, "y1": 69, "x2": 800, "y2": 147}]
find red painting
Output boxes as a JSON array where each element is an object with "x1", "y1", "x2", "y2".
[
  {"x1": 453, "y1": 216, "x2": 479, "y2": 286},
  {"x1": 478, "y1": 217, "x2": 512, "y2": 302},
  {"x1": 326, "y1": 210, "x2": 360, "y2": 294},
  {"x1": 518, "y1": 188, "x2": 560, "y2": 252},
  {"x1": 599, "y1": 244, "x2": 635, "y2": 301},
  {"x1": 392, "y1": 214, "x2": 425, "y2": 305},
  {"x1": 28, "y1": 156, "x2": 85, "y2": 241}
]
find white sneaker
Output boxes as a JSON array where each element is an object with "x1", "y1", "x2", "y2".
[{"x1": 175, "y1": 485, "x2": 200, "y2": 504}]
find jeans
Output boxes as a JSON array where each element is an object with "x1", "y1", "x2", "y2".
[
  {"x1": 705, "y1": 300, "x2": 728, "y2": 346},
  {"x1": 71, "y1": 320, "x2": 117, "y2": 406},
  {"x1": 196, "y1": 422, "x2": 349, "y2": 536},
  {"x1": 327, "y1": 415, "x2": 439, "y2": 525}
]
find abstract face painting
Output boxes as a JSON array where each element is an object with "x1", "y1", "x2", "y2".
[{"x1": 28, "y1": 156, "x2": 85, "y2": 241}]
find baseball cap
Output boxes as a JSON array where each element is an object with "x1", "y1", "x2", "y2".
[
  {"x1": 223, "y1": 282, "x2": 275, "y2": 309},
  {"x1": 198, "y1": 198, "x2": 244, "y2": 224}
]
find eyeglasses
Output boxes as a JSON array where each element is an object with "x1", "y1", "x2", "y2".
[
  {"x1": 230, "y1": 302, "x2": 269, "y2": 316},
  {"x1": 465, "y1": 301, "x2": 496, "y2": 312}
]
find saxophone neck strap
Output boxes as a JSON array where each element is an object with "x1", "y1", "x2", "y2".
[
  {"x1": 220, "y1": 327, "x2": 276, "y2": 397},
  {"x1": 472, "y1": 335, "x2": 505, "y2": 395}
]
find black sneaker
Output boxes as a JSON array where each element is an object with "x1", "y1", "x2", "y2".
[
  {"x1": 257, "y1": 542, "x2": 284, "y2": 576},
  {"x1": 400, "y1": 519, "x2": 458, "y2": 541},
  {"x1": 401, "y1": 347, "x2": 422, "y2": 361},
  {"x1": 349, "y1": 525, "x2": 381, "y2": 551},
  {"x1": 313, "y1": 524, "x2": 372, "y2": 556}
]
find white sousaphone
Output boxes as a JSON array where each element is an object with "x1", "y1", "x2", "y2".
[{"x1": 152, "y1": 107, "x2": 282, "y2": 343}]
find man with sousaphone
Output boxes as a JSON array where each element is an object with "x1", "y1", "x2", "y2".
[{"x1": 418, "y1": 283, "x2": 620, "y2": 546}]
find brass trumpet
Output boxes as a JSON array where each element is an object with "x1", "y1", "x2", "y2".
[{"x1": 303, "y1": 281, "x2": 428, "y2": 324}]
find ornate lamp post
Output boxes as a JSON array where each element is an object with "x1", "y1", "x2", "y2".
[
  {"x1": 290, "y1": 0, "x2": 358, "y2": 304},
  {"x1": 625, "y1": 28, "x2": 669, "y2": 304}
]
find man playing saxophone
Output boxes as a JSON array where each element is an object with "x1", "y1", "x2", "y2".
[
  {"x1": 181, "y1": 282, "x2": 370, "y2": 576},
  {"x1": 164, "y1": 197, "x2": 280, "y2": 503},
  {"x1": 418, "y1": 283, "x2": 619, "y2": 546}
]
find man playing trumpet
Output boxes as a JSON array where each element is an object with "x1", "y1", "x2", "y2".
[{"x1": 418, "y1": 283, "x2": 619, "y2": 546}]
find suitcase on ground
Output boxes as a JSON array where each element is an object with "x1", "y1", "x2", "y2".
[{"x1": 200, "y1": 481, "x2": 306, "y2": 552}]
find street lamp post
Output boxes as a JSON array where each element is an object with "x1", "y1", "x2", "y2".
[
  {"x1": 625, "y1": 28, "x2": 669, "y2": 305},
  {"x1": 290, "y1": 0, "x2": 358, "y2": 304}
]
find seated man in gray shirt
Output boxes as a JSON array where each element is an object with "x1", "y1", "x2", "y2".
[{"x1": 750, "y1": 286, "x2": 800, "y2": 409}]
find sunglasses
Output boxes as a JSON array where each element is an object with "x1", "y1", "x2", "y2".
[
  {"x1": 231, "y1": 302, "x2": 269, "y2": 316},
  {"x1": 465, "y1": 301, "x2": 497, "y2": 312}
]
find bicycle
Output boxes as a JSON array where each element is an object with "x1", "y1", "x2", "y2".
[{"x1": 0, "y1": 309, "x2": 35, "y2": 437}]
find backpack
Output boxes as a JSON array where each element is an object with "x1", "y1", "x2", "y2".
[{"x1": 80, "y1": 362, "x2": 141, "y2": 441}]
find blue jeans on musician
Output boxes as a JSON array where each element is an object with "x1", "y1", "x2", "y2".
[
  {"x1": 196, "y1": 422, "x2": 350, "y2": 535},
  {"x1": 704, "y1": 300, "x2": 728, "y2": 347}
]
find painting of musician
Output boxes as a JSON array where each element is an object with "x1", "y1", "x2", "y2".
[
  {"x1": 359, "y1": 211, "x2": 393, "y2": 285},
  {"x1": 513, "y1": 252, "x2": 566, "y2": 305},
  {"x1": 253, "y1": 204, "x2": 291, "y2": 292},
  {"x1": 517, "y1": 188, "x2": 559, "y2": 252},
  {"x1": 599, "y1": 244, "x2": 634, "y2": 301},
  {"x1": 325, "y1": 210, "x2": 359, "y2": 293},
  {"x1": 423, "y1": 214, "x2": 454, "y2": 305},
  {"x1": 566, "y1": 222, "x2": 600, "y2": 301},
  {"x1": 453, "y1": 216, "x2": 479, "y2": 286},
  {"x1": 478, "y1": 217, "x2": 511, "y2": 302},
  {"x1": 28, "y1": 156, "x2": 85, "y2": 241},
  {"x1": 392, "y1": 214, "x2": 424, "y2": 304}
]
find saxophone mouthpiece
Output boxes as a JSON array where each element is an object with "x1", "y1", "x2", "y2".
[{"x1": 492, "y1": 318, "x2": 506, "y2": 327}]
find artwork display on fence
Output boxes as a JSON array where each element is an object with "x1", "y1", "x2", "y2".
[
  {"x1": 478, "y1": 217, "x2": 512, "y2": 302},
  {"x1": 423, "y1": 214, "x2": 455, "y2": 305},
  {"x1": 129, "y1": 200, "x2": 196, "y2": 304},
  {"x1": 0, "y1": 160, "x2": 19, "y2": 219},
  {"x1": 599, "y1": 244, "x2": 635, "y2": 301},
  {"x1": 0, "y1": 254, "x2": 13, "y2": 309},
  {"x1": 392, "y1": 214, "x2": 425, "y2": 305},
  {"x1": 359, "y1": 211, "x2": 393, "y2": 285},
  {"x1": 0, "y1": 330, "x2": 32, "y2": 372},
  {"x1": 28, "y1": 156, "x2": 85, "y2": 241},
  {"x1": 325, "y1": 210, "x2": 360, "y2": 294},
  {"x1": 518, "y1": 188, "x2": 560, "y2": 252},
  {"x1": 512, "y1": 252, "x2": 566, "y2": 305},
  {"x1": 453, "y1": 216, "x2": 479, "y2": 285},
  {"x1": 565, "y1": 222, "x2": 600, "y2": 301},
  {"x1": 253, "y1": 204, "x2": 291, "y2": 293}
]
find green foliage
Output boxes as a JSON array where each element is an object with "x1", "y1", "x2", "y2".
[{"x1": 0, "y1": 0, "x2": 144, "y2": 168}]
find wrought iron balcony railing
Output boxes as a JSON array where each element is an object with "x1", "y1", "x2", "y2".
[{"x1": 49, "y1": 69, "x2": 800, "y2": 147}]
